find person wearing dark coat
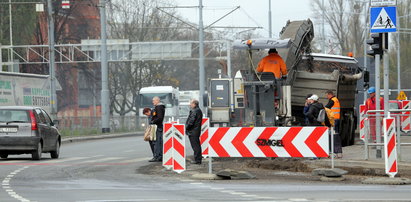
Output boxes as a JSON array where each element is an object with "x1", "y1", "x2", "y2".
[
  {"x1": 185, "y1": 99, "x2": 203, "y2": 165},
  {"x1": 306, "y1": 94, "x2": 331, "y2": 127},
  {"x1": 149, "y1": 96, "x2": 165, "y2": 162}
]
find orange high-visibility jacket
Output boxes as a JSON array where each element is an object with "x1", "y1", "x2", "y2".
[
  {"x1": 330, "y1": 97, "x2": 341, "y2": 119},
  {"x1": 256, "y1": 53, "x2": 287, "y2": 79}
]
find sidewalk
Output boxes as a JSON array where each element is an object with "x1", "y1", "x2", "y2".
[{"x1": 306, "y1": 135, "x2": 411, "y2": 177}]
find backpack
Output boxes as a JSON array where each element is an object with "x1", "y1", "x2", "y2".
[
  {"x1": 324, "y1": 108, "x2": 335, "y2": 127},
  {"x1": 317, "y1": 109, "x2": 326, "y2": 123}
]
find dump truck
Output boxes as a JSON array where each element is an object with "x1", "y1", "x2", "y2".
[{"x1": 208, "y1": 19, "x2": 362, "y2": 146}]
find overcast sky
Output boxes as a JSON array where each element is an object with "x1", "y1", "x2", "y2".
[{"x1": 175, "y1": 0, "x2": 314, "y2": 38}]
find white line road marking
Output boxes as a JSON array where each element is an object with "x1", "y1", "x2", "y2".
[
  {"x1": 48, "y1": 156, "x2": 102, "y2": 163},
  {"x1": 117, "y1": 157, "x2": 151, "y2": 164},
  {"x1": 190, "y1": 182, "x2": 203, "y2": 185},
  {"x1": 123, "y1": 150, "x2": 135, "y2": 153},
  {"x1": 210, "y1": 187, "x2": 224, "y2": 190},
  {"x1": 242, "y1": 195, "x2": 258, "y2": 197},
  {"x1": 80, "y1": 157, "x2": 125, "y2": 164},
  {"x1": 229, "y1": 192, "x2": 246, "y2": 195},
  {"x1": 2, "y1": 166, "x2": 31, "y2": 202},
  {"x1": 289, "y1": 199, "x2": 309, "y2": 201}
]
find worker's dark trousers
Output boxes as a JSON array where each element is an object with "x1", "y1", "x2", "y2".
[
  {"x1": 154, "y1": 128, "x2": 163, "y2": 160},
  {"x1": 331, "y1": 119, "x2": 342, "y2": 154},
  {"x1": 188, "y1": 134, "x2": 202, "y2": 163}
]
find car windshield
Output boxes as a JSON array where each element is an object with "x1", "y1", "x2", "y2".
[
  {"x1": 139, "y1": 93, "x2": 173, "y2": 108},
  {"x1": 179, "y1": 105, "x2": 190, "y2": 117},
  {"x1": 0, "y1": 109, "x2": 30, "y2": 123}
]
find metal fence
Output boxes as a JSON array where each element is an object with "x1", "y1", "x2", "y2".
[
  {"x1": 363, "y1": 109, "x2": 411, "y2": 160},
  {"x1": 57, "y1": 116, "x2": 139, "y2": 133}
]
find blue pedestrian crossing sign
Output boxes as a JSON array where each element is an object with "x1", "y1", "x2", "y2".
[{"x1": 370, "y1": 6, "x2": 397, "y2": 33}]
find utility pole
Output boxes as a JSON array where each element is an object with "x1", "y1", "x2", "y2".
[
  {"x1": 47, "y1": 0, "x2": 57, "y2": 119},
  {"x1": 198, "y1": 0, "x2": 205, "y2": 112},
  {"x1": 100, "y1": 0, "x2": 110, "y2": 133},
  {"x1": 321, "y1": 0, "x2": 325, "y2": 53},
  {"x1": 397, "y1": 10, "x2": 401, "y2": 95},
  {"x1": 268, "y1": 0, "x2": 272, "y2": 38},
  {"x1": 363, "y1": 0, "x2": 369, "y2": 103},
  {"x1": 9, "y1": 0, "x2": 14, "y2": 72}
]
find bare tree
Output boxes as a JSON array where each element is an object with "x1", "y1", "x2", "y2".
[
  {"x1": 106, "y1": 0, "x2": 187, "y2": 123},
  {"x1": 311, "y1": 0, "x2": 366, "y2": 56}
]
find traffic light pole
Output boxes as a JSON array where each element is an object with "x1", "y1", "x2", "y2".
[{"x1": 375, "y1": 53, "x2": 382, "y2": 158}]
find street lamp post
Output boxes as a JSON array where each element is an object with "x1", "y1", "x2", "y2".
[
  {"x1": 47, "y1": 0, "x2": 57, "y2": 119},
  {"x1": 100, "y1": 0, "x2": 110, "y2": 133}
]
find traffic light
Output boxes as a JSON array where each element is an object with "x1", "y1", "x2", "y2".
[{"x1": 366, "y1": 33, "x2": 383, "y2": 56}]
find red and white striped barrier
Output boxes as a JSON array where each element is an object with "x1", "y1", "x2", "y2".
[
  {"x1": 163, "y1": 123, "x2": 174, "y2": 170},
  {"x1": 209, "y1": 127, "x2": 329, "y2": 158},
  {"x1": 383, "y1": 117, "x2": 397, "y2": 178},
  {"x1": 172, "y1": 124, "x2": 186, "y2": 173},
  {"x1": 359, "y1": 104, "x2": 367, "y2": 141},
  {"x1": 200, "y1": 118, "x2": 209, "y2": 157},
  {"x1": 401, "y1": 100, "x2": 410, "y2": 132}
]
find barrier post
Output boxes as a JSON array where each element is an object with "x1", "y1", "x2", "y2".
[
  {"x1": 163, "y1": 122, "x2": 174, "y2": 170},
  {"x1": 172, "y1": 124, "x2": 186, "y2": 173},
  {"x1": 364, "y1": 117, "x2": 369, "y2": 160},
  {"x1": 359, "y1": 105, "x2": 367, "y2": 141},
  {"x1": 331, "y1": 127, "x2": 334, "y2": 169},
  {"x1": 396, "y1": 114, "x2": 402, "y2": 161},
  {"x1": 200, "y1": 118, "x2": 209, "y2": 157},
  {"x1": 401, "y1": 100, "x2": 410, "y2": 132},
  {"x1": 383, "y1": 117, "x2": 398, "y2": 178}
]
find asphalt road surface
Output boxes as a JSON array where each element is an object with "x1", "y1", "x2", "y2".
[{"x1": 1, "y1": 136, "x2": 411, "y2": 202}]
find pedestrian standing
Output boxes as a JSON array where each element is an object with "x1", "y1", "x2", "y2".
[
  {"x1": 303, "y1": 94, "x2": 313, "y2": 126},
  {"x1": 325, "y1": 90, "x2": 342, "y2": 158},
  {"x1": 365, "y1": 87, "x2": 384, "y2": 142},
  {"x1": 149, "y1": 96, "x2": 165, "y2": 162},
  {"x1": 185, "y1": 99, "x2": 203, "y2": 165},
  {"x1": 143, "y1": 107, "x2": 155, "y2": 160},
  {"x1": 306, "y1": 94, "x2": 331, "y2": 127}
]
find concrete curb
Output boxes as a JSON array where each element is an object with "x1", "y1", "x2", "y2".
[
  {"x1": 362, "y1": 177, "x2": 411, "y2": 185},
  {"x1": 61, "y1": 131, "x2": 144, "y2": 144}
]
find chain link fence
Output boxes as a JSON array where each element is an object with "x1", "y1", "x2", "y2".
[{"x1": 57, "y1": 116, "x2": 140, "y2": 137}]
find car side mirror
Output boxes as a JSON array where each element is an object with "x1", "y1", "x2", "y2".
[{"x1": 52, "y1": 120, "x2": 59, "y2": 127}]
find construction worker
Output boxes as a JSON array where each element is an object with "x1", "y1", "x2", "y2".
[
  {"x1": 256, "y1": 48, "x2": 287, "y2": 79},
  {"x1": 365, "y1": 87, "x2": 384, "y2": 142},
  {"x1": 325, "y1": 90, "x2": 342, "y2": 158}
]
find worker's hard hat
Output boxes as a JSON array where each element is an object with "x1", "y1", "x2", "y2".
[
  {"x1": 368, "y1": 87, "x2": 376, "y2": 94},
  {"x1": 308, "y1": 94, "x2": 319, "y2": 101}
]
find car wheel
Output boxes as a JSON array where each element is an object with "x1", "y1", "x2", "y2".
[
  {"x1": 0, "y1": 153, "x2": 8, "y2": 159},
  {"x1": 50, "y1": 141, "x2": 60, "y2": 159},
  {"x1": 32, "y1": 142, "x2": 42, "y2": 160}
]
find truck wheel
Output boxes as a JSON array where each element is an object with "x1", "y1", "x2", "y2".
[
  {"x1": 0, "y1": 153, "x2": 8, "y2": 159},
  {"x1": 50, "y1": 141, "x2": 60, "y2": 159},
  {"x1": 32, "y1": 142, "x2": 42, "y2": 160}
]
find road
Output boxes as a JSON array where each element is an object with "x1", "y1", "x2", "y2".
[{"x1": 1, "y1": 136, "x2": 411, "y2": 202}]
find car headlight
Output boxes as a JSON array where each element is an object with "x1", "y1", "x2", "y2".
[{"x1": 141, "y1": 123, "x2": 146, "y2": 127}]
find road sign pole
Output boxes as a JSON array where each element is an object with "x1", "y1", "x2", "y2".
[{"x1": 383, "y1": 34, "x2": 390, "y2": 118}]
